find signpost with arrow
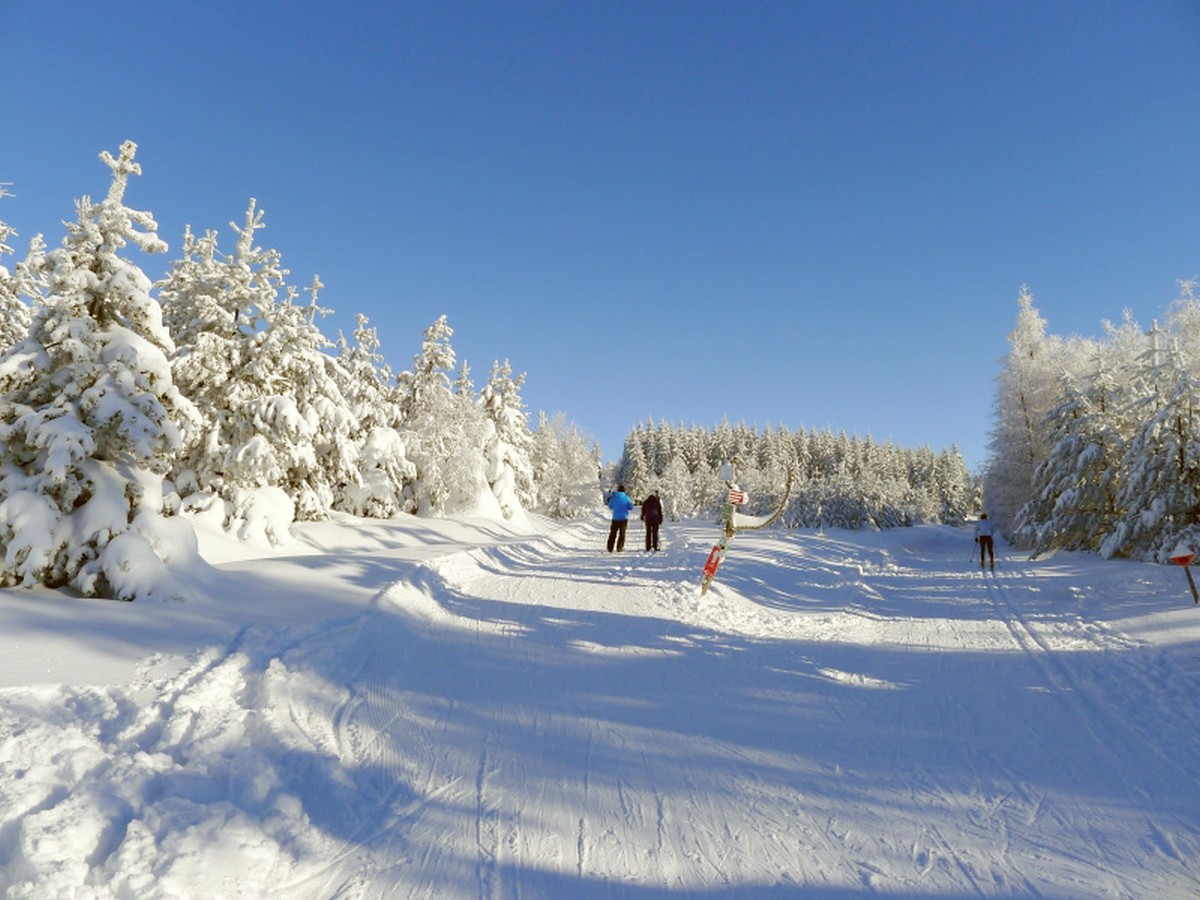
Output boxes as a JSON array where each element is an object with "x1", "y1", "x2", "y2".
[{"x1": 700, "y1": 463, "x2": 793, "y2": 595}]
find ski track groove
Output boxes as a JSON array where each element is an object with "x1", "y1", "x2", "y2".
[
  {"x1": 989, "y1": 566, "x2": 1199, "y2": 803},
  {"x1": 982, "y1": 560, "x2": 1200, "y2": 897},
  {"x1": 853, "y1": 563, "x2": 1042, "y2": 897}
]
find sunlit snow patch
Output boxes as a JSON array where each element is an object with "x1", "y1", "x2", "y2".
[
  {"x1": 817, "y1": 667, "x2": 902, "y2": 690},
  {"x1": 568, "y1": 639, "x2": 682, "y2": 658},
  {"x1": 377, "y1": 576, "x2": 476, "y2": 632}
]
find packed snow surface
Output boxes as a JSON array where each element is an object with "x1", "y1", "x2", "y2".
[{"x1": 1, "y1": 513, "x2": 1199, "y2": 898}]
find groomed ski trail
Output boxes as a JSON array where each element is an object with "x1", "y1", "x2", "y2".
[
  {"x1": 300, "y1": 519, "x2": 1200, "y2": 897},
  {"x1": 3, "y1": 517, "x2": 1199, "y2": 898}
]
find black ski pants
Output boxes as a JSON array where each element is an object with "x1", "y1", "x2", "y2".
[
  {"x1": 979, "y1": 535, "x2": 994, "y2": 566},
  {"x1": 644, "y1": 521, "x2": 660, "y2": 551},
  {"x1": 607, "y1": 519, "x2": 628, "y2": 552}
]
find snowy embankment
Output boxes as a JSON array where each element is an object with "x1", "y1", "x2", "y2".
[{"x1": 1, "y1": 513, "x2": 1199, "y2": 898}]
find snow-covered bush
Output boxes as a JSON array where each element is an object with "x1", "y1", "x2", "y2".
[{"x1": 340, "y1": 426, "x2": 417, "y2": 518}]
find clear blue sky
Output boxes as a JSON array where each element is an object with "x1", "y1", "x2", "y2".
[{"x1": 4, "y1": 1, "x2": 1198, "y2": 471}]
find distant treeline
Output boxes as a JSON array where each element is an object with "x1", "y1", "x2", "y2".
[{"x1": 615, "y1": 419, "x2": 975, "y2": 530}]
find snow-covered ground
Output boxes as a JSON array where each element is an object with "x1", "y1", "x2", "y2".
[{"x1": 1, "y1": 512, "x2": 1199, "y2": 898}]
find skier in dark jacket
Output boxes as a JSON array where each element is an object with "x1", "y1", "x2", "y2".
[
  {"x1": 606, "y1": 485, "x2": 635, "y2": 552},
  {"x1": 641, "y1": 491, "x2": 664, "y2": 551}
]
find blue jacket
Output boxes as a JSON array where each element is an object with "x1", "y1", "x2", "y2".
[{"x1": 607, "y1": 491, "x2": 634, "y2": 521}]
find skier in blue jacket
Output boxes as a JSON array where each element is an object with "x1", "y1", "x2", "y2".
[{"x1": 606, "y1": 485, "x2": 635, "y2": 552}]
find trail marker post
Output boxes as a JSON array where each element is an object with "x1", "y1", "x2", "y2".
[
  {"x1": 1169, "y1": 552, "x2": 1199, "y2": 605},
  {"x1": 699, "y1": 463, "x2": 792, "y2": 595}
]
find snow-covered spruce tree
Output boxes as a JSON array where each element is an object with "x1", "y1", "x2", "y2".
[
  {"x1": 160, "y1": 212, "x2": 273, "y2": 534},
  {"x1": 726, "y1": 424, "x2": 785, "y2": 519},
  {"x1": 932, "y1": 446, "x2": 973, "y2": 525},
  {"x1": 646, "y1": 419, "x2": 676, "y2": 479},
  {"x1": 333, "y1": 313, "x2": 415, "y2": 518},
  {"x1": 335, "y1": 314, "x2": 401, "y2": 431},
  {"x1": 159, "y1": 201, "x2": 355, "y2": 539},
  {"x1": 0, "y1": 141, "x2": 201, "y2": 599},
  {"x1": 479, "y1": 358, "x2": 535, "y2": 519},
  {"x1": 0, "y1": 187, "x2": 19, "y2": 338},
  {"x1": 1013, "y1": 328, "x2": 1137, "y2": 554},
  {"x1": 616, "y1": 425, "x2": 652, "y2": 498},
  {"x1": 259, "y1": 275, "x2": 359, "y2": 519},
  {"x1": 983, "y1": 287, "x2": 1071, "y2": 537},
  {"x1": 398, "y1": 315, "x2": 495, "y2": 516},
  {"x1": 0, "y1": 186, "x2": 35, "y2": 352},
  {"x1": 0, "y1": 185, "x2": 11, "y2": 253},
  {"x1": 657, "y1": 454, "x2": 694, "y2": 521},
  {"x1": 679, "y1": 425, "x2": 708, "y2": 478},
  {"x1": 529, "y1": 411, "x2": 601, "y2": 518},
  {"x1": 899, "y1": 445, "x2": 940, "y2": 524},
  {"x1": 1100, "y1": 292, "x2": 1200, "y2": 560},
  {"x1": 707, "y1": 418, "x2": 736, "y2": 471}
]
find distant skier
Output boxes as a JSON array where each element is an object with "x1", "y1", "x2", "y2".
[
  {"x1": 974, "y1": 513, "x2": 995, "y2": 569},
  {"x1": 641, "y1": 491, "x2": 664, "y2": 552},
  {"x1": 606, "y1": 485, "x2": 635, "y2": 552}
]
